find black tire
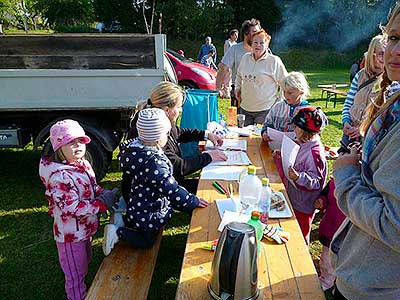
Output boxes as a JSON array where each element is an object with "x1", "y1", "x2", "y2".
[
  {"x1": 42, "y1": 137, "x2": 112, "y2": 181},
  {"x1": 180, "y1": 81, "x2": 198, "y2": 90}
]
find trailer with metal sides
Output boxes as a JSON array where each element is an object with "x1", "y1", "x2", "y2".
[{"x1": 0, "y1": 33, "x2": 176, "y2": 179}]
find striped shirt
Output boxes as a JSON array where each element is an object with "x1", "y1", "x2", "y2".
[{"x1": 342, "y1": 70, "x2": 361, "y2": 124}]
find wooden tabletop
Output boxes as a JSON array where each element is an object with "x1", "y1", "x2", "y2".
[{"x1": 175, "y1": 136, "x2": 325, "y2": 300}]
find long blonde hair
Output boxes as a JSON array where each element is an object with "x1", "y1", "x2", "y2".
[
  {"x1": 360, "y1": 2, "x2": 400, "y2": 135},
  {"x1": 136, "y1": 81, "x2": 185, "y2": 111},
  {"x1": 364, "y1": 34, "x2": 386, "y2": 75}
]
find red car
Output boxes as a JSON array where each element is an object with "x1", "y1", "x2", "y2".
[{"x1": 166, "y1": 49, "x2": 216, "y2": 90}]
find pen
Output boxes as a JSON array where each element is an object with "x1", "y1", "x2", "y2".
[
  {"x1": 215, "y1": 181, "x2": 228, "y2": 194},
  {"x1": 212, "y1": 181, "x2": 226, "y2": 194}
]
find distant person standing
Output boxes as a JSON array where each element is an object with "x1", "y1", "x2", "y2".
[
  {"x1": 216, "y1": 19, "x2": 261, "y2": 106},
  {"x1": 197, "y1": 36, "x2": 217, "y2": 63},
  {"x1": 224, "y1": 29, "x2": 239, "y2": 55},
  {"x1": 222, "y1": 29, "x2": 239, "y2": 98}
]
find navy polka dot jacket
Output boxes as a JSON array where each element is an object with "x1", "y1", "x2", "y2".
[{"x1": 119, "y1": 139, "x2": 200, "y2": 231}]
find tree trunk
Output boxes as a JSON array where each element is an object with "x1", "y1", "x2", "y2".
[
  {"x1": 21, "y1": 0, "x2": 28, "y2": 33},
  {"x1": 149, "y1": 0, "x2": 155, "y2": 34},
  {"x1": 143, "y1": 0, "x2": 150, "y2": 34}
]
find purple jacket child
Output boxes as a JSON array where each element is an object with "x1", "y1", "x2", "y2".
[{"x1": 287, "y1": 136, "x2": 328, "y2": 215}]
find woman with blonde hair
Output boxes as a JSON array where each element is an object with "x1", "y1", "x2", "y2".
[
  {"x1": 330, "y1": 3, "x2": 400, "y2": 299},
  {"x1": 124, "y1": 81, "x2": 226, "y2": 195},
  {"x1": 339, "y1": 34, "x2": 386, "y2": 153}
]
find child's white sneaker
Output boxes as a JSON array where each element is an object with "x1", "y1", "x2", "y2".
[
  {"x1": 102, "y1": 224, "x2": 119, "y2": 256},
  {"x1": 110, "y1": 211, "x2": 125, "y2": 228}
]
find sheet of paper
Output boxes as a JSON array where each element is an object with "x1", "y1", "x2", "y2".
[
  {"x1": 281, "y1": 135, "x2": 300, "y2": 186},
  {"x1": 200, "y1": 165, "x2": 246, "y2": 180},
  {"x1": 208, "y1": 151, "x2": 251, "y2": 166},
  {"x1": 227, "y1": 126, "x2": 251, "y2": 137},
  {"x1": 267, "y1": 127, "x2": 285, "y2": 142},
  {"x1": 215, "y1": 198, "x2": 241, "y2": 219},
  {"x1": 267, "y1": 128, "x2": 296, "y2": 150},
  {"x1": 205, "y1": 139, "x2": 247, "y2": 151}
]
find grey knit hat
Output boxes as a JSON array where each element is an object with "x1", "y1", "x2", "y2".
[{"x1": 137, "y1": 108, "x2": 171, "y2": 142}]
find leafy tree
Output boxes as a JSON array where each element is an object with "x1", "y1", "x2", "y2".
[
  {"x1": 35, "y1": 0, "x2": 94, "y2": 29},
  {"x1": 93, "y1": 0, "x2": 144, "y2": 32},
  {"x1": 224, "y1": 0, "x2": 281, "y2": 35}
]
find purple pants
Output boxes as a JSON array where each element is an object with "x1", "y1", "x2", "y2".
[{"x1": 56, "y1": 240, "x2": 92, "y2": 300}]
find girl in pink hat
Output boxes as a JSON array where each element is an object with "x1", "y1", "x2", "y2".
[{"x1": 38, "y1": 119, "x2": 118, "y2": 300}]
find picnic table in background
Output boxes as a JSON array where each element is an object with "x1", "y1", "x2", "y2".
[
  {"x1": 175, "y1": 135, "x2": 326, "y2": 300},
  {"x1": 317, "y1": 83, "x2": 349, "y2": 108}
]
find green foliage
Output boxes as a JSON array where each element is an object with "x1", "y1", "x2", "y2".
[
  {"x1": 92, "y1": 0, "x2": 142, "y2": 32},
  {"x1": 226, "y1": 0, "x2": 281, "y2": 34},
  {"x1": 35, "y1": 0, "x2": 95, "y2": 30}
]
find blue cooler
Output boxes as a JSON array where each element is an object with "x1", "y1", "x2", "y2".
[{"x1": 180, "y1": 89, "x2": 219, "y2": 158}]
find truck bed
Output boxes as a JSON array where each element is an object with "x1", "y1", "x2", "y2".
[{"x1": 0, "y1": 34, "x2": 168, "y2": 110}]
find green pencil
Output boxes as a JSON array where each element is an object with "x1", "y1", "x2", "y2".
[{"x1": 212, "y1": 181, "x2": 226, "y2": 194}]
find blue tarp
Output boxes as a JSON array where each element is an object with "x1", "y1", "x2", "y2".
[{"x1": 180, "y1": 89, "x2": 219, "y2": 158}]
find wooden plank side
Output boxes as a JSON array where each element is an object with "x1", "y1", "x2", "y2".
[
  {"x1": 0, "y1": 35, "x2": 156, "y2": 69},
  {"x1": 86, "y1": 233, "x2": 162, "y2": 300},
  {"x1": 0, "y1": 35, "x2": 155, "y2": 56},
  {"x1": 0, "y1": 55, "x2": 154, "y2": 69}
]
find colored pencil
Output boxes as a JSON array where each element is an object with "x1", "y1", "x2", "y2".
[
  {"x1": 215, "y1": 181, "x2": 228, "y2": 194},
  {"x1": 212, "y1": 181, "x2": 226, "y2": 194}
]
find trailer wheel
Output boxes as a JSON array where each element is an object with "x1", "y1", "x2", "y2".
[{"x1": 42, "y1": 137, "x2": 112, "y2": 181}]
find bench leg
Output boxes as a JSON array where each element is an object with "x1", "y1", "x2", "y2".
[{"x1": 334, "y1": 94, "x2": 337, "y2": 108}]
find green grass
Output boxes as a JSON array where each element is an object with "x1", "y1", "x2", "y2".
[{"x1": 0, "y1": 67, "x2": 347, "y2": 299}]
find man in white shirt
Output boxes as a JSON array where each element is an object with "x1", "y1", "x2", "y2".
[{"x1": 216, "y1": 19, "x2": 261, "y2": 107}]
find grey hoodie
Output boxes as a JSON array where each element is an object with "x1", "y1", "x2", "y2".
[{"x1": 331, "y1": 120, "x2": 400, "y2": 300}]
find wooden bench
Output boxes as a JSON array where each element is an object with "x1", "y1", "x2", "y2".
[
  {"x1": 86, "y1": 232, "x2": 162, "y2": 300},
  {"x1": 320, "y1": 87, "x2": 347, "y2": 108}
]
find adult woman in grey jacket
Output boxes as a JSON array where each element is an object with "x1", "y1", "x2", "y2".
[{"x1": 330, "y1": 5, "x2": 400, "y2": 300}]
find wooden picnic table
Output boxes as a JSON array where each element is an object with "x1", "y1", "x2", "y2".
[
  {"x1": 317, "y1": 84, "x2": 349, "y2": 108},
  {"x1": 175, "y1": 135, "x2": 325, "y2": 300}
]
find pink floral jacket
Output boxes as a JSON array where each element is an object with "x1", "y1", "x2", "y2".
[{"x1": 39, "y1": 156, "x2": 106, "y2": 243}]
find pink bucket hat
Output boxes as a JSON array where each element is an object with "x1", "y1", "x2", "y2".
[{"x1": 50, "y1": 119, "x2": 91, "y2": 151}]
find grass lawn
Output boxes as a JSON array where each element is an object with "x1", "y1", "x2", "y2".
[{"x1": 0, "y1": 67, "x2": 347, "y2": 299}]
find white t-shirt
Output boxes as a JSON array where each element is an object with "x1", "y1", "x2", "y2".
[
  {"x1": 235, "y1": 52, "x2": 288, "y2": 112},
  {"x1": 221, "y1": 42, "x2": 249, "y2": 83},
  {"x1": 224, "y1": 39, "x2": 237, "y2": 55}
]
